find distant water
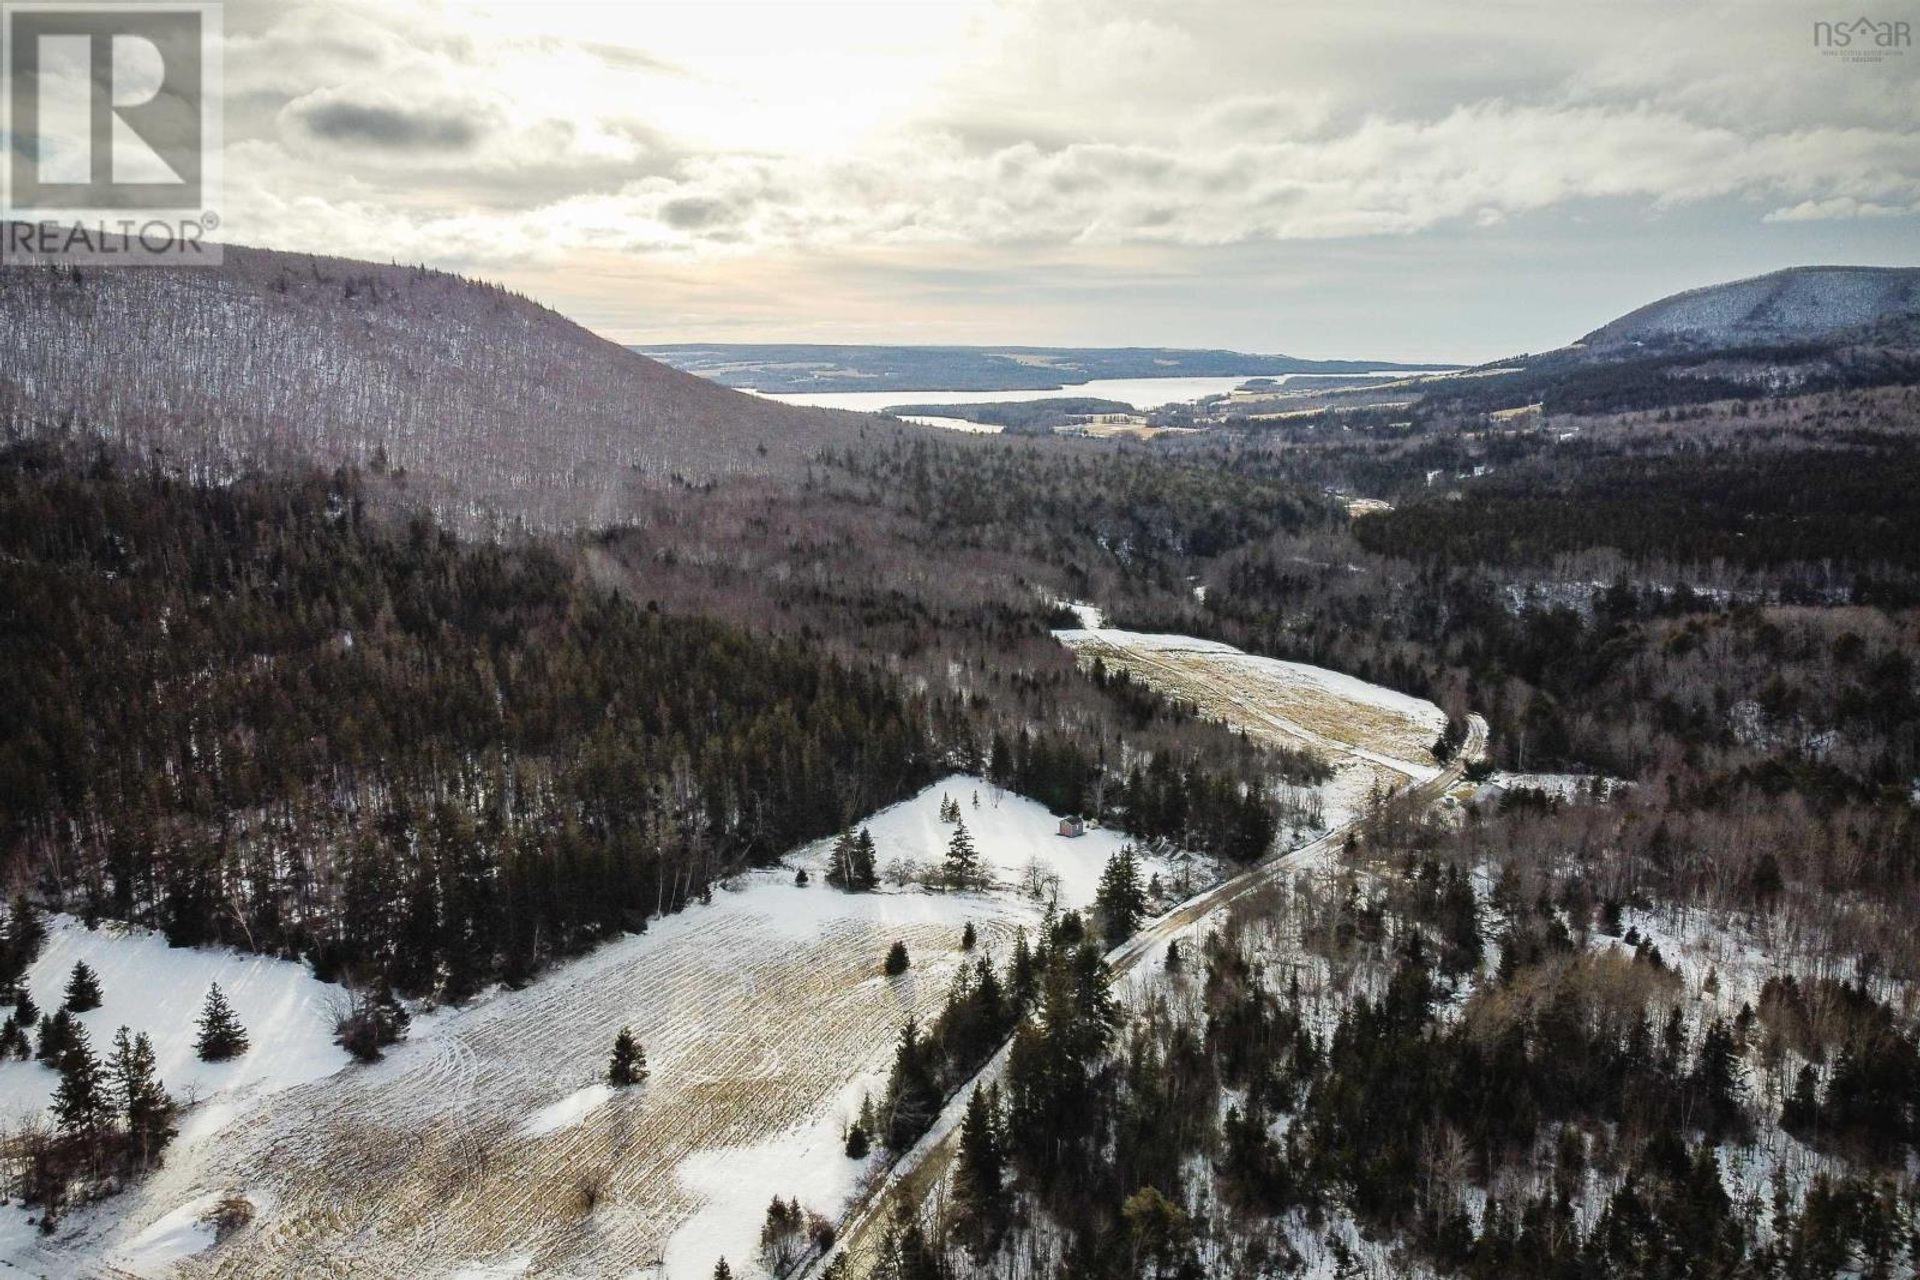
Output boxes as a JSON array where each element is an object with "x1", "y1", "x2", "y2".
[
  {"x1": 755, "y1": 371, "x2": 1406, "y2": 415},
  {"x1": 895, "y1": 414, "x2": 1003, "y2": 433}
]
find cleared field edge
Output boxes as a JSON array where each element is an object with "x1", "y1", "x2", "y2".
[{"x1": 6, "y1": 777, "x2": 1173, "y2": 1280}]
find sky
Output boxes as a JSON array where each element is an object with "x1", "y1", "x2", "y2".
[{"x1": 209, "y1": 0, "x2": 1919, "y2": 362}]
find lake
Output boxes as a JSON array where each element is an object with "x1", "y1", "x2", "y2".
[{"x1": 753, "y1": 371, "x2": 1408, "y2": 415}]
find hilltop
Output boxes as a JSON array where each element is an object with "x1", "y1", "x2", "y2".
[{"x1": 1575, "y1": 264, "x2": 1920, "y2": 354}]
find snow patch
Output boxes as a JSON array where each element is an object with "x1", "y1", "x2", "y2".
[
  {"x1": 1049, "y1": 598, "x2": 1105, "y2": 629},
  {"x1": 108, "y1": 1190, "x2": 239, "y2": 1275},
  {"x1": 449, "y1": 1252, "x2": 535, "y2": 1280},
  {"x1": 520, "y1": 1082, "x2": 614, "y2": 1137}
]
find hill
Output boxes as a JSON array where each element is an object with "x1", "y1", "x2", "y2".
[
  {"x1": 635, "y1": 343, "x2": 1453, "y2": 393},
  {"x1": 1576, "y1": 264, "x2": 1920, "y2": 354},
  {"x1": 0, "y1": 246, "x2": 894, "y2": 530}
]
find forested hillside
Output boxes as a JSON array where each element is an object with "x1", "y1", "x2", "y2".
[
  {"x1": 0, "y1": 440, "x2": 949, "y2": 995},
  {"x1": 0, "y1": 436, "x2": 1317, "y2": 1000},
  {"x1": 832, "y1": 373, "x2": 1920, "y2": 1280},
  {"x1": 0, "y1": 251, "x2": 896, "y2": 532}
]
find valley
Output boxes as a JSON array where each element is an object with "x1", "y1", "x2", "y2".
[{"x1": 2, "y1": 248, "x2": 1918, "y2": 1280}]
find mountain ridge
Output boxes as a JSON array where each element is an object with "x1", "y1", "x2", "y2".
[
  {"x1": 1574, "y1": 264, "x2": 1920, "y2": 355},
  {"x1": 0, "y1": 244, "x2": 899, "y2": 531}
]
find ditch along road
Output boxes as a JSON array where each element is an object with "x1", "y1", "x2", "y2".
[{"x1": 805, "y1": 643, "x2": 1487, "y2": 1278}]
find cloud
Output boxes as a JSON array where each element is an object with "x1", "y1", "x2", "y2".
[
  {"x1": 288, "y1": 95, "x2": 482, "y2": 152},
  {"x1": 207, "y1": 0, "x2": 1919, "y2": 352},
  {"x1": 1765, "y1": 196, "x2": 1919, "y2": 222}
]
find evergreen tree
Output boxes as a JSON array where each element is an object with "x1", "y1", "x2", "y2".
[
  {"x1": 109, "y1": 1026, "x2": 176, "y2": 1162},
  {"x1": 7, "y1": 896, "x2": 44, "y2": 972},
  {"x1": 884, "y1": 941, "x2": 910, "y2": 976},
  {"x1": 36, "y1": 1008, "x2": 76, "y2": 1063},
  {"x1": 953, "y1": 1085, "x2": 1007, "y2": 1252},
  {"x1": 844, "y1": 1119, "x2": 870, "y2": 1159},
  {"x1": 759, "y1": 1196, "x2": 806, "y2": 1274},
  {"x1": 960, "y1": 921, "x2": 976, "y2": 951},
  {"x1": 1690, "y1": 1017, "x2": 1745, "y2": 1139},
  {"x1": 1782, "y1": 1062, "x2": 1819, "y2": 1133},
  {"x1": 1094, "y1": 844, "x2": 1146, "y2": 947},
  {"x1": 608, "y1": 1026, "x2": 647, "y2": 1086},
  {"x1": 1009, "y1": 930, "x2": 1037, "y2": 1012},
  {"x1": 14, "y1": 988, "x2": 38, "y2": 1027},
  {"x1": 829, "y1": 828, "x2": 880, "y2": 891},
  {"x1": 712, "y1": 1259, "x2": 732, "y2": 1280},
  {"x1": 883, "y1": 1017, "x2": 940, "y2": 1150},
  {"x1": 194, "y1": 983, "x2": 249, "y2": 1061},
  {"x1": 944, "y1": 819, "x2": 982, "y2": 890},
  {"x1": 51, "y1": 1024, "x2": 109, "y2": 1140},
  {"x1": 62, "y1": 961, "x2": 102, "y2": 1013},
  {"x1": 852, "y1": 829, "x2": 879, "y2": 890}
]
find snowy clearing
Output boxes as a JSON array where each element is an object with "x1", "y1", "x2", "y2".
[
  {"x1": 2, "y1": 777, "x2": 1176, "y2": 1280},
  {"x1": 0, "y1": 915, "x2": 351, "y2": 1137},
  {"x1": 1054, "y1": 628, "x2": 1448, "y2": 837}
]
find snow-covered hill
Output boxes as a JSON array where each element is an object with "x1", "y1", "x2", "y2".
[
  {"x1": 1576, "y1": 265, "x2": 1920, "y2": 354},
  {"x1": 0, "y1": 246, "x2": 899, "y2": 532}
]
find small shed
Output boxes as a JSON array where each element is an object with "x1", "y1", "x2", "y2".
[{"x1": 1058, "y1": 816, "x2": 1086, "y2": 838}]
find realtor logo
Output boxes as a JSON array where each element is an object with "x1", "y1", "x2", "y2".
[
  {"x1": 1813, "y1": 15, "x2": 1911, "y2": 60},
  {"x1": 2, "y1": 2, "x2": 221, "y2": 263}
]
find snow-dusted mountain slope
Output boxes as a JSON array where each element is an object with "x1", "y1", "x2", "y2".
[
  {"x1": 0, "y1": 246, "x2": 898, "y2": 531},
  {"x1": 1576, "y1": 265, "x2": 1920, "y2": 353}
]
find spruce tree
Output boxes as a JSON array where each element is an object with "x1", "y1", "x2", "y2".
[
  {"x1": 608, "y1": 1026, "x2": 647, "y2": 1086},
  {"x1": 883, "y1": 1017, "x2": 939, "y2": 1150},
  {"x1": 36, "y1": 1008, "x2": 75, "y2": 1063},
  {"x1": 194, "y1": 983, "x2": 249, "y2": 1061},
  {"x1": 63, "y1": 961, "x2": 102, "y2": 1013},
  {"x1": 1009, "y1": 930, "x2": 1037, "y2": 1012},
  {"x1": 960, "y1": 921, "x2": 977, "y2": 951},
  {"x1": 51, "y1": 1024, "x2": 109, "y2": 1140},
  {"x1": 853, "y1": 829, "x2": 878, "y2": 889},
  {"x1": 1781, "y1": 1062, "x2": 1819, "y2": 1132},
  {"x1": 1094, "y1": 845, "x2": 1146, "y2": 947},
  {"x1": 712, "y1": 1259, "x2": 732, "y2": 1280},
  {"x1": 15, "y1": 988, "x2": 38, "y2": 1026},
  {"x1": 953, "y1": 1085, "x2": 1006, "y2": 1250},
  {"x1": 1691, "y1": 1017, "x2": 1744, "y2": 1138},
  {"x1": 884, "y1": 941, "x2": 910, "y2": 976},
  {"x1": 110, "y1": 1026, "x2": 176, "y2": 1161},
  {"x1": 845, "y1": 1119, "x2": 871, "y2": 1159},
  {"x1": 944, "y1": 819, "x2": 982, "y2": 890},
  {"x1": 7, "y1": 896, "x2": 44, "y2": 970}
]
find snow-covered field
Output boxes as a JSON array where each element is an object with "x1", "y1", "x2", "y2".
[
  {"x1": 0, "y1": 917, "x2": 352, "y2": 1139},
  {"x1": 0, "y1": 778, "x2": 1178, "y2": 1280},
  {"x1": 1054, "y1": 628, "x2": 1448, "y2": 837}
]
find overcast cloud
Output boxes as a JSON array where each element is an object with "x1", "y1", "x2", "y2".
[{"x1": 207, "y1": 0, "x2": 1920, "y2": 361}]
